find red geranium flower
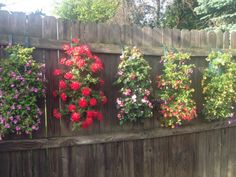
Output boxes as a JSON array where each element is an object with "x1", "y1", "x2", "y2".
[
  {"x1": 85, "y1": 117, "x2": 93, "y2": 126},
  {"x1": 53, "y1": 69, "x2": 62, "y2": 76},
  {"x1": 77, "y1": 59, "x2": 86, "y2": 68},
  {"x1": 82, "y1": 121, "x2": 88, "y2": 129},
  {"x1": 70, "y1": 81, "x2": 81, "y2": 91},
  {"x1": 52, "y1": 90, "x2": 57, "y2": 97},
  {"x1": 89, "y1": 98, "x2": 97, "y2": 106},
  {"x1": 71, "y1": 112, "x2": 80, "y2": 122},
  {"x1": 78, "y1": 98, "x2": 87, "y2": 108},
  {"x1": 101, "y1": 96, "x2": 107, "y2": 104},
  {"x1": 65, "y1": 60, "x2": 74, "y2": 67},
  {"x1": 64, "y1": 72, "x2": 73, "y2": 80},
  {"x1": 53, "y1": 108, "x2": 61, "y2": 119},
  {"x1": 99, "y1": 79, "x2": 105, "y2": 86},
  {"x1": 59, "y1": 58, "x2": 67, "y2": 65},
  {"x1": 68, "y1": 104, "x2": 76, "y2": 112},
  {"x1": 87, "y1": 110, "x2": 95, "y2": 118},
  {"x1": 72, "y1": 38, "x2": 79, "y2": 44},
  {"x1": 60, "y1": 92, "x2": 67, "y2": 102},
  {"x1": 59, "y1": 80, "x2": 67, "y2": 90},
  {"x1": 90, "y1": 62, "x2": 103, "y2": 73},
  {"x1": 63, "y1": 44, "x2": 70, "y2": 51},
  {"x1": 81, "y1": 117, "x2": 93, "y2": 128},
  {"x1": 96, "y1": 112, "x2": 104, "y2": 121},
  {"x1": 81, "y1": 87, "x2": 91, "y2": 96}
]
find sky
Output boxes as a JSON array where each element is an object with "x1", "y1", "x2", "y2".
[{"x1": 0, "y1": 0, "x2": 60, "y2": 15}]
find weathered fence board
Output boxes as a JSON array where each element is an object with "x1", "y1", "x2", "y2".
[{"x1": 0, "y1": 126, "x2": 236, "y2": 177}]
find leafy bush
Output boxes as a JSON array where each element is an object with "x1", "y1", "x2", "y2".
[
  {"x1": 157, "y1": 51, "x2": 197, "y2": 128},
  {"x1": 115, "y1": 47, "x2": 153, "y2": 125},
  {"x1": 202, "y1": 51, "x2": 236, "y2": 121},
  {"x1": 0, "y1": 45, "x2": 46, "y2": 139}
]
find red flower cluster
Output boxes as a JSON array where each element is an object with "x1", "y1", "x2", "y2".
[{"x1": 52, "y1": 38, "x2": 107, "y2": 130}]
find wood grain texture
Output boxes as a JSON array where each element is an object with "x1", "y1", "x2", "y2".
[
  {"x1": 0, "y1": 119, "x2": 235, "y2": 152},
  {"x1": 0, "y1": 127, "x2": 236, "y2": 177}
]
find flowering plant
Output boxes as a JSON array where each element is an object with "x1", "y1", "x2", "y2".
[
  {"x1": 53, "y1": 38, "x2": 107, "y2": 130},
  {"x1": 157, "y1": 51, "x2": 197, "y2": 128},
  {"x1": 115, "y1": 47, "x2": 153, "y2": 125},
  {"x1": 202, "y1": 51, "x2": 236, "y2": 121},
  {"x1": 0, "y1": 45, "x2": 46, "y2": 139}
]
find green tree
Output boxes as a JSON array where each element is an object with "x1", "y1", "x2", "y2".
[
  {"x1": 54, "y1": 0, "x2": 120, "y2": 22},
  {"x1": 162, "y1": 0, "x2": 202, "y2": 29},
  {"x1": 195, "y1": 0, "x2": 236, "y2": 31}
]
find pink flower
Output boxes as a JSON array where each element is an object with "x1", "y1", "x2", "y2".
[{"x1": 123, "y1": 89, "x2": 131, "y2": 96}]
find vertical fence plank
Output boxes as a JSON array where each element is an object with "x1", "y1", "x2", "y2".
[
  {"x1": 216, "y1": 30, "x2": 223, "y2": 48},
  {"x1": 199, "y1": 30, "x2": 207, "y2": 48},
  {"x1": 133, "y1": 140, "x2": 144, "y2": 177},
  {"x1": 172, "y1": 29, "x2": 181, "y2": 48},
  {"x1": 181, "y1": 29, "x2": 191, "y2": 48},
  {"x1": 207, "y1": 31, "x2": 217, "y2": 48},
  {"x1": 0, "y1": 152, "x2": 10, "y2": 177},
  {"x1": 191, "y1": 30, "x2": 200, "y2": 48},
  {"x1": 80, "y1": 22, "x2": 98, "y2": 43},
  {"x1": 58, "y1": 19, "x2": 72, "y2": 41},
  {"x1": 57, "y1": 18, "x2": 73, "y2": 137},
  {"x1": 142, "y1": 27, "x2": 153, "y2": 47},
  {"x1": 152, "y1": 28, "x2": 162, "y2": 47},
  {"x1": 143, "y1": 139, "x2": 154, "y2": 177},
  {"x1": 71, "y1": 20, "x2": 80, "y2": 39},
  {"x1": 97, "y1": 23, "x2": 111, "y2": 44},
  {"x1": 123, "y1": 141, "x2": 134, "y2": 177},
  {"x1": 230, "y1": 31, "x2": 236, "y2": 49},
  {"x1": 132, "y1": 26, "x2": 143, "y2": 46},
  {"x1": 223, "y1": 31, "x2": 230, "y2": 49},
  {"x1": 109, "y1": 24, "x2": 122, "y2": 45},
  {"x1": 162, "y1": 28, "x2": 172, "y2": 47},
  {"x1": 8, "y1": 12, "x2": 26, "y2": 35},
  {"x1": 27, "y1": 14, "x2": 42, "y2": 37},
  {"x1": 43, "y1": 16, "x2": 61, "y2": 137},
  {"x1": 0, "y1": 11, "x2": 10, "y2": 34},
  {"x1": 122, "y1": 25, "x2": 133, "y2": 46}
]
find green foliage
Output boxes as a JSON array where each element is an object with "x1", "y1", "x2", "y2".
[
  {"x1": 0, "y1": 45, "x2": 46, "y2": 139},
  {"x1": 195, "y1": 0, "x2": 236, "y2": 30},
  {"x1": 54, "y1": 0, "x2": 119, "y2": 22},
  {"x1": 202, "y1": 51, "x2": 236, "y2": 121},
  {"x1": 115, "y1": 47, "x2": 153, "y2": 125},
  {"x1": 162, "y1": 0, "x2": 202, "y2": 29},
  {"x1": 157, "y1": 50, "x2": 197, "y2": 128}
]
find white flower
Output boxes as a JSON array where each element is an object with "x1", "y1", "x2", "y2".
[{"x1": 131, "y1": 95, "x2": 137, "y2": 102}]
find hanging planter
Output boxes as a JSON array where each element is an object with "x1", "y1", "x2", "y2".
[
  {"x1": 115, "y1": 47, "x2": 153, "y2": 125},
  {"x1": 52, "y1": 38, "x2": 107, "y2": 130},
  {"x1": 0, "y1": 45, "x2": 46, "y2": 139},
  {"x1": 157, "y1": 50, "x2": 197, "y2": 128},
  {"x1": 202, "y1": 51, "x2": 236, "y2": 121}
]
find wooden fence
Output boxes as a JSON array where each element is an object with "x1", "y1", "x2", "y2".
[{"x1": 0, "y1": 11, "x2": 236, "y2": 177}]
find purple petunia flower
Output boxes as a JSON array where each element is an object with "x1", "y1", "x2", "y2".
[
  {"x1": 17, "y1": 105, "x2": 22, "y2": 110},
  {"x1": 15, "y1": 126, "x2": 21, "y2": 131},
  {"x1": 4, "y1": 123, "x2": 10, "y2": 129}
]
